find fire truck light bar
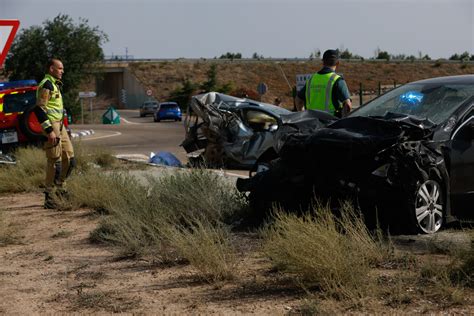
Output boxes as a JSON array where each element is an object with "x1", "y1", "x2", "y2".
[{"x1": 0, "y1": 80, "x2": 37, "y2": 91}]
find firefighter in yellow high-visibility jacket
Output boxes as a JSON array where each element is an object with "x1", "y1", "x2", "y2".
[{"x1": 34, "y1": 58, "x2": 75, "y2": 208}]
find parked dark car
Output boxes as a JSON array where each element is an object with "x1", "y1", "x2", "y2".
[
  {"x1": 139, "y1": 101, "x2": 159, "y2": 117},
  {"x1": 154, "y1": 102, "x2": 182, "y2": 122},
  {"x1": 237, "y1": 75, "x2": 474, "y2": 234},
  {"x1": 181, "y1": 92, "x2": 292, "y2": 169}
]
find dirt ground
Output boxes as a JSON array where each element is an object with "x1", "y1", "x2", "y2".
[
  {"x1": 0, "y1": 193, "x2": 305, "y2": 314},
  {"x1": 0, "y1": 192, "x2": 473, "y2": 314}
]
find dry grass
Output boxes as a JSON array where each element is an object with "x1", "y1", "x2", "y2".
[
  {"x1": 69, "y1": 288, "x2": 141, "y2": 313},
  {"x1": 261, "y1": 203, "x2": 390, "y2": 299},
  {"x1": 166, "y1": 219, "x2": 237, "y2": 282},
  {"x1": 72, "y1": 141, "x2": 119, "y2": 171},
  {"x1": 67, "y1": 172, "x2": 143, "y2": 213},
  {"x1": 89, "y1": 169, "x2": 245, "y2": 268},
  {"x1": 0, "y1": 147, "x2": 45, "y2": 193},
  {"x1": 0, "y1": 143, "x2": 117, "y2": 195},
  {"x1": 0, "y1": 209, "x2": 19, "y2": 246},
  {"x1": 146, "y1": 169, "x2": 247, "y2": 225}
]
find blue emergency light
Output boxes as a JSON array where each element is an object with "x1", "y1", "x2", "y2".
[
  {"x1": 399, "y1": 91, "x2": 424, "y2": 106},
  {"x1": 0, "y1": 79, "x2": 37, "y2": 91}
]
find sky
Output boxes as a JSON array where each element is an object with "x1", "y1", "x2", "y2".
[{"x1": 1, "y1": 0, "x2": 473, "y2": 59}]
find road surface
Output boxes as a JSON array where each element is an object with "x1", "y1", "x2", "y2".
[{"x1": 70, "y1": 109, "x2": 188, "y2": 162}]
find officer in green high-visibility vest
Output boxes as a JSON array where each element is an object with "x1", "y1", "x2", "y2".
[
  {"x1": 296, "y1": 49, "x2": 352, "y2": 117},
  {"x1": 34, "y1": 58, "x2": 75, "y2": 209}
]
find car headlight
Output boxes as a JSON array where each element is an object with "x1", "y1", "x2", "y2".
[{"x1": 372, "y1": 163, "x2": 390, "y2": 178}]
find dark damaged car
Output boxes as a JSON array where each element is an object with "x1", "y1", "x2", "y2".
[
  {"x1": 181, "y1": 92, "x2": 293, "y2": 169},
  {"x1": 237, "y1": 75, "x2": 474, "y2": 234}
]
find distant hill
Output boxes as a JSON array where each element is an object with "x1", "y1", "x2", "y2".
[{"x1": 128, "y1": 59, "x2": 474, "y2": 109}]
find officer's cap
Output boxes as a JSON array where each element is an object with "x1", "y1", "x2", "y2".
[{"x1": 323, "y1": 49, "x2": 339, "y2": 61}]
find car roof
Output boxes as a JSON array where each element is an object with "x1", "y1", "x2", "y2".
[
  {"x1": 160, "y1": 102, "x2": 178, "y2": 105},
  {"x1": 411, "y1": 74, "x2": 474, "y2": 85}
]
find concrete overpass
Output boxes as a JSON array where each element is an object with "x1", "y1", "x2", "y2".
[{"x1": 96, "y1": 62, "x2": 154, "y2": 109}]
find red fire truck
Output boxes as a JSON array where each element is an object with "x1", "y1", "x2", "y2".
[{"x1": 0, "y1": 79, "x2": 69, "y2": 151}]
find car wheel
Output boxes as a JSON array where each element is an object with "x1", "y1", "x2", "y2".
[
  {"x1": 178, "y1": 118, "x2": 182, "y2": 122},
  {"x1": 154, "y1": 117, "x2": 158, "y2": 122},
  {"x1": 156, "y1": 118, "x2": 161, "y2": 122},
  {"x1": 411, "y1": 179, "x2": 444, "y2": 234}
]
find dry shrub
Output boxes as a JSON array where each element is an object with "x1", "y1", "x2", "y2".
[
  {"x1": 0, "y1": 210, "x2": 19, "y2": 246},
  {"x1": 166, "y1": 219, "x2": 237, "y2": 282},
  {"x1": 419, "y1": 261, "x2": 467, "y2": 306},
  {"x1": 72, "y1": 141, "x2": 118, "y2": 171},
  {"x1": 67, "y1": 172, "x2": 144, "y2": 213},
  {"x1": 262, "y1": 203, "x2": 388, "y2": 299},
  {"x1": 0, "y1": 147, "x2": 45, "y2": 193},
  {"x1": 147, "y1": 168, "x2": 246, "y2": 224},
  {"x1": 90, "y1": 169, "x2": 245, "y2": 263}
]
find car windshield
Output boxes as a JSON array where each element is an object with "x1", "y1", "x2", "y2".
[
  {"x1": 145, "y1": 103, "x2": 157, "y2": 108},
  {"x1": 351, "y1": 82, "x2": 474, "y2": 124}
]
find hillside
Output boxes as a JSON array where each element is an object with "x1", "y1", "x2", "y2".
[{"x1": 129, "y1": 60, "x2": 474, "y2": 108}]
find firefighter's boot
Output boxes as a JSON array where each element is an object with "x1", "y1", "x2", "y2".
[{"x1": 44, "y1": 191, "x2": 57, "y2": 209}]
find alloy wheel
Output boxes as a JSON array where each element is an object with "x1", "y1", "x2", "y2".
[{"x1": 415, "y1": 180, "x2": 443, "y2": 234}]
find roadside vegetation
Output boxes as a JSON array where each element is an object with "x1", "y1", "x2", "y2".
[
  {"x1": 0, "y1": 143, "x2": 472, "y2": 313},
  {"x1": 0, "y1": 209, "x2": 19, "y2": 246}
]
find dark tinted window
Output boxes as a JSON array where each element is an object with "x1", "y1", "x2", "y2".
[
  {"x1": 3, "y1": 91, "x2": 36, "y2": 113},
  {"x1": 160, "y1": 103, "x2": 178, "y2": 110}
]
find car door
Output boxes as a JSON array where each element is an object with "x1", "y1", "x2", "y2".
[{"x1": 449, "y1": 108, "x2": 474, "y2": 218}]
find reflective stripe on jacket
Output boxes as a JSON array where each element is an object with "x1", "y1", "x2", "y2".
[
  {"x1": 305, "y1": 72, "x2": 340, "y2": 114},
  {"x1": 37, "y1": 74, "x2": 63, "y2": 122}
]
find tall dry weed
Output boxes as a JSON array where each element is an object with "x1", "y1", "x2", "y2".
[
  {"x1": 90, "y1": 169, "x2": 245, "y2": 262},
  {"x1": 0, "y1": 210, "x2": 19, "y2": 246},
  {"x1": 166, "y1": 219, "x2": 237, "y2": 282},
  {"x1": 0, "y1": 147, "x2": 45, "y2": 193},
  {"x1": 262, "y1": 203, "x2": 388, "y2": 299}
]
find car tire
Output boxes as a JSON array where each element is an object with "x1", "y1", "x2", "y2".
[
  {"x1": 18, "y1": 106, "x2": 46, "y2": 142},
  {"x1": 406, "y1": 178, "x2": 445, "y2": 234},
  {"x1": 178, "y1": 118, "x2": 182, "y2": 122},
  {"x1": 155, "y1": 118, "x2": 160, "y2": 122}
]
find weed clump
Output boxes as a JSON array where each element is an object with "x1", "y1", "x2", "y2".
[
  {"x1": 0, "y1": 147, "x2": 45, "y2": 193},
  {"x1": 0, "y1": 210, "x2": 19, "y2": 246},
  {"x1": 89, "y1": 168, "x2": 245, "y2": 273},
  {"x1": 166, "y1": 219, "x2": 237, "y2": 282},
  {"x1": 262, "y1": 204, "x2": 389, "y2": 299}
]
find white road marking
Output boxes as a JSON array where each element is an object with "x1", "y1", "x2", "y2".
[
  {"x1": 120, "y1": 117, "x2": 140, "y2": 125},
  {"x1": 82, "y1": 131, "x2": 122, "y2": 141}
]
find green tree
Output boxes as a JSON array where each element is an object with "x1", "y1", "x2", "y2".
[
  {"x1": 376, "y1": 51, "x2": 390, "y2": 60},
  {"x1": 200, "y1": 64, "x2": 233, "y2": 94},
  {"x1": 169, "y1": 78, "x2": 198, "y2": 110},
  {"x1": 201, "y1": 64, "x2": 218, "y2": 92},
  {"x1": 218, "y1": 52, "x2": 242, "y2": 60},
  {"x1": 339, "y1": 49, "x2": 353, "y2": 59},
  {"x1": 4, "y1": 14, "x2": 108, "y2": 120}
]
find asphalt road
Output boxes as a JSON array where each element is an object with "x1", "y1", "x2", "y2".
[{"x1": 70, "y1": 109, "x2": 188, "y2": 163}]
